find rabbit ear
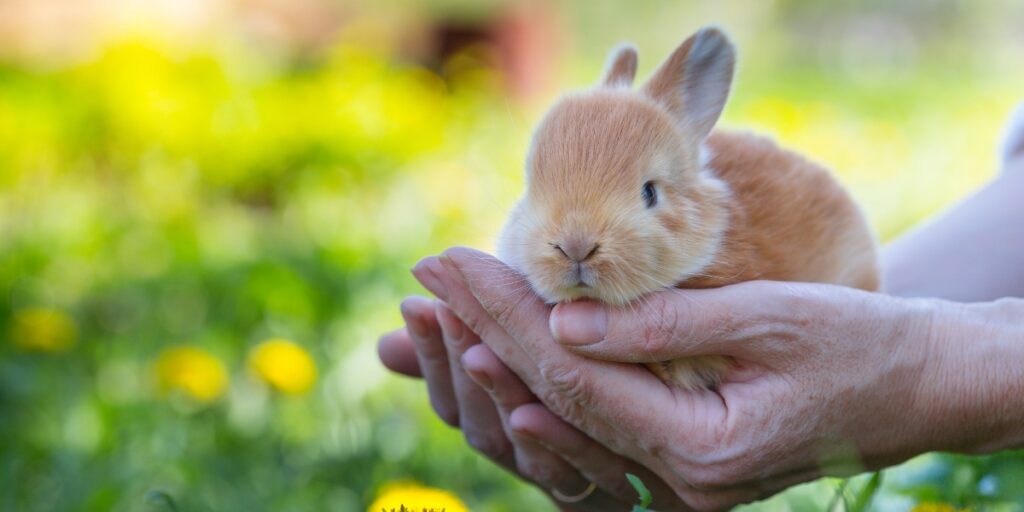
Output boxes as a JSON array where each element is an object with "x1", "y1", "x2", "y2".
[
  {"x1": 600, "y1": 44, "x2": 638, "y2": 88},
  {"x1": 642, "y1": 27, "x2": 735, "y2": 139}
]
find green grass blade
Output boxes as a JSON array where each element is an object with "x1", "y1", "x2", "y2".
[
  {"x1": 849, "y1": 472, "x2": 883, "y2": 512},
  {"x1": 626, "y1": 473, "x2": 653, "y2": 508}
]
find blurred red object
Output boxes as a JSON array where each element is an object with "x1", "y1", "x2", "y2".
[{"x1": 405, "y1": 2, "x2": 562, "y2": 100}]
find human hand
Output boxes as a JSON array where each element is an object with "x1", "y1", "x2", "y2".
[
  {"x1": 378, "y1": 297, "x2": 687, "y2": 511},
  {"x1": 412, "y1": 247, "x2": 1013, "y2": 510}
]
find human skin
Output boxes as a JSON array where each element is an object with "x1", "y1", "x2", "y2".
[
  {"x1": 883, "y1": 158, "x2": 1024, "y2": 301},
  {"x1": 390, "y1": 295, "x2": 687, "y2": 511},
  {"x1": 378, "y1": 159, "x2": 1024, "y2": 510}
]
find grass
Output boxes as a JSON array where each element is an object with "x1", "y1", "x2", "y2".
[{"x1": 627, "y1": 473, "x2": 654, "y2": 511}]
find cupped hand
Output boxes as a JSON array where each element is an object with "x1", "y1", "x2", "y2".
[
  {"x1": 412, "y1": 247, "x2": 962, "y2": 511},
  {"x1": 378, "y1": 297, "x2": 686, "y2": 511}
]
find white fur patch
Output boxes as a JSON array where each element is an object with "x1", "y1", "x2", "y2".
[
  {"x1": 698, "y1": 143, "x2": 713, "y2": 169},
  {"x1": 685, "y1": 158, "x2": 731, "y2": 278},
  {"x1": 494, "y1": 200, "x2": 528, "y2": 271}
]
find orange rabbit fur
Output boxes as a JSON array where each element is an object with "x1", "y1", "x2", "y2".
[{"x1": 496, "y1": 26, "x2": 879, "y2": 390}]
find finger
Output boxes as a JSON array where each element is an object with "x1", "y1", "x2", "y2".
[
  {"x1": 460, "y1": 343, "x2": 534, "y2": 410},
  {"x1": 377, "y1": 328, "x2": 422, "y2": 377},
  {"x1": 416, "y1": 259, "x2": 625, "y2": 510},
  {"x1": 672, "y1": 466, "x2": 823, "y2": 512},
  {"x1": 518, "y1": 434, "x2": 629, "y2": 512},
  {"x1": 509, "y1": 403, "x2": 690, "y2": 511},
  {"x1": 514, "y1": 390, "x2": 818, "y2": 512},
  {"x1": 462, "y1": 345, "x2": 629, "y2": 511},
  {"x1": 550, "y1": 282, "x2": 793, "y2": 362},
  {"x1": 400, "y1": 296, "x2": 458, "y2": 426},
  {"x1": 435, "y1": 302, "x2": 515, "y2": 468},
  {"x1": 439, "y1": 247, "x2": 686, "y2": 431},
  {"x1": 412, "y1": 255, "x2": 536, "y2": 392},
  {"x1": 416, "y1": 252, "x2": 650, "y2": 460}
]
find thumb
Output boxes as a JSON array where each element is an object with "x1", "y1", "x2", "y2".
[{"x1": 550, "y1": 282, "x2": 787, "y2": 362}]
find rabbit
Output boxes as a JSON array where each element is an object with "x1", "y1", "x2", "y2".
[{"x1": 496, "y1": 26, "x2": 880, "y2": 391}]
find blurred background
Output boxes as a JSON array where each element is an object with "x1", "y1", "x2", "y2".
[{"x1": 1, "y1": 0, "x2": 1023, "y2": 510}]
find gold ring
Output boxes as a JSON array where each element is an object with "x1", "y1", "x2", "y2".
[{"x1": 552, "y1": 482, "x2": 597, "y2": 503}]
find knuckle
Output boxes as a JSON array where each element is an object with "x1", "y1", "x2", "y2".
[
  {"x1": 680, "y1": 293, "x2": 748, "y2": 350},
  {"x1": 599, "y1": 471, "x2": 640, "y2": 499},
  {"x1": 539, "y1": 363, "x2": 590, "y2": 407},
  {"x1": 701, "y1": 299, "x2": 740, "y2": 339},
  {"x1": 443, "y1": 336, "x2": 477, "y2": 357},
  {"x1": 517, "y1": 459, "x2": 560, "y2": 487},
  {"x1": 687, "y1": 470, "x2": 723, "y2": 492},
  {"x1": 768, "y1": 282, "x2": 823, "y2": 328},
  {"x1": 641, "y1": 294, "x2": 681, "y2": 356},
  {"x1": 489, "y1": 302, "x2": 517, "y2": 330},
  {"x1": 413, "y1": 334, "x2": 448, "y2": 360},
  {"x1": 537, "y1": 390, "x2": 574, "y2": 422},
  {"x1": 685, "y1": 464, "x2": 734, "y2": 492},
  {"x1": 771, "y1": 284, "x2": 809, "y2": 317},
  {"x1": 464, "y1": 429, "x2": 510, "y2": 461},
  {"x1": 487, "y1": 291, "x2": 532, "y2": 331}
]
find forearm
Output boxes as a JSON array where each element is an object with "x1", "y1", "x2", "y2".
[
  {"x1": 883, "y1": 167, "x2": 1024, "y2": 301},
  {"x1": 916, "y1": 298, "x2": 1024, "y2": 455}
]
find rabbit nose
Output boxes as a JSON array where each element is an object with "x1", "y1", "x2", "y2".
[{"x1": 554, "y1": 237, "x2": 599, "y2": 263}]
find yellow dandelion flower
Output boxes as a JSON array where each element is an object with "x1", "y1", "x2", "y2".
[
  {"x1": 155, "y1": 346, "x2": 228, "y2": 402},
  {"x1": 368, "y1": 482, "x2": 468, "y2": 512},
  {"x1": 911, "y1": 503, "x2": 967, "y2": 512},
  {"x1": 11, "y1": 308, "x2": 77, "y2": 352},
  {"x1": 248, "y1": 338, "x2": 317, "y2": 395}
]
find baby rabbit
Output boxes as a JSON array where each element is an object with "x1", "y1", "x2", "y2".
[{"x1": 496, "y1": 27, "x2": 879, "y2": 390}]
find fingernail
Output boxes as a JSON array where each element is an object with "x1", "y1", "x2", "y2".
[
  {"x1": 506, "y1": 407, "x2": 540, "y2": 441},
  {"x1": 412, "y1": 259, "x2": 449, "y2": 302},
  {"x1": 550, "y1": 301, "x2": 607, "y2": 346},
  {"x1": 511, "y1": 427, "x2": 537, "y2": 443},
  {"x1": 399, "y1": 299, "x2": 429, "y2": 338},
  {"x1": 436, "y1": 304, "x2": 465, "y2": 342},
  {"x1": 463, "y1": 362, "x2": 494, "y2": 392},
  {"x1": 437, "y1": 254, "x2": 466, "y2": 286},
  {"x1": 406, "y1": 314, "x2": 429, "y2": 339}
]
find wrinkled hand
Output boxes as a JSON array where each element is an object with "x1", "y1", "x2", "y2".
[
  {"x1": 378, "y1": 297, "x2": 686, "y2": 511},
  {"x1": 409, "y1": 247, "x2": 966, "y2": 511}
]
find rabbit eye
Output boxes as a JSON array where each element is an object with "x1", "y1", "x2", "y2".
[{"x1": 642, "y1": 181, "x2": 657, "y2": 208}]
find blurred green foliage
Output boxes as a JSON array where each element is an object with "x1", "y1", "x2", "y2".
[
  {"x1": 2, "y1": 2, "x2": 1024, "y2": 511},
  {"x1": 0, "y1": 37, "x2": 537, "y2": 511}
]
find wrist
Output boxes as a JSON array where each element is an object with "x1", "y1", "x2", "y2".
[{"x1": 915, "y1": 298, "x2": 1024, "y2": 455}]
